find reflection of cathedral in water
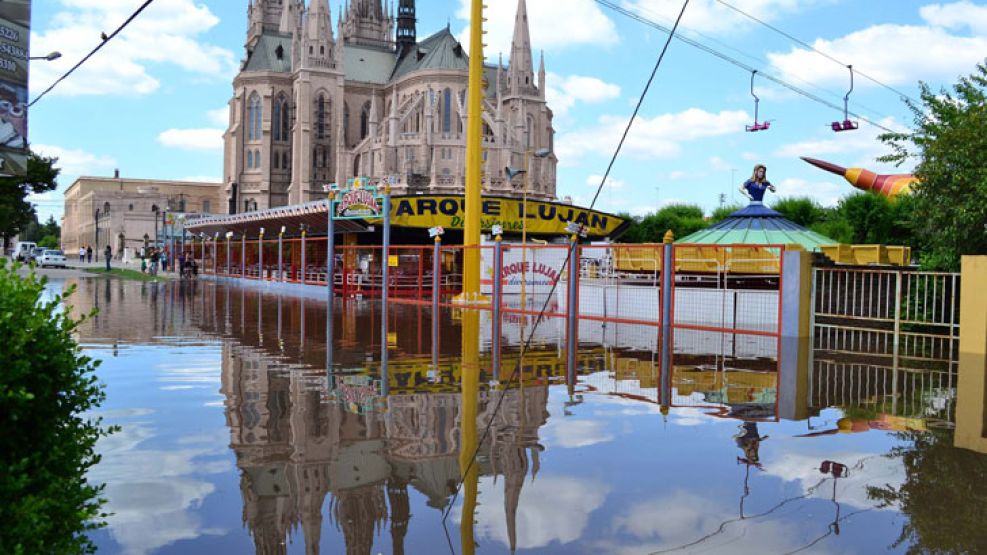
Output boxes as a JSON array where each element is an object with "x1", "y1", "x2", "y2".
[{"x1": 221, "y1": 342, "x2": 548, "y2": 554}]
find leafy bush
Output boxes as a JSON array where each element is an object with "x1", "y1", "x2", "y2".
[{"x1": 0, "y1": 260, "x2": 112, "y2": 554}]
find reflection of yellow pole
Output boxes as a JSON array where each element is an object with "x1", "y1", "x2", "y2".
[
  {"x1": 459, "y1": 308, "x2": 480, "y2": 555},
  {"x1": 458, "y1": 0, "x2": 485, "y2": 304}
]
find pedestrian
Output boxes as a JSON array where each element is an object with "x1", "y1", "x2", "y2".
[
  {"x1": 86, "y1": 245, "x2": 93, "y2": 264},
  {"x1": 140, "y1": 256, "x2": 147, "y2": 274},
  {"x1": 104, "y1": 245, "x2": 112, "y2": 271},
  {"x1": 149, "y1": 249, "x2": 159, "y2": 276},
  {"x1": 79, "y1": 246, "x2": 85, "y2": 262},
  {"x1": 178, "y1": 252, "x2": 186, "y2": 278},
  {"x1": 160, "y1": 251, "x2": 168, "y2": 273}
]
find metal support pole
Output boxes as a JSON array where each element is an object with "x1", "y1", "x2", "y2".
[
  {"x1": 301, "y1": 230, "x2": 307, "y2": 284},
  {"x1": 225, "y1": 236, "x2": 231, "y2": 275},
  {"x1": 240, "y1": 233, "x2": 246, "y2": 277},
  {"x1": 381, "y1": 187, "x2": 392, "y2": 370},
  {"x1": 278, "y1": 233, "x2": 283, "y2": 281},
  {"x1": 492, "y1": 235, "x2": 503, "y2": 381},
  {"x1": 892, "y1": 270, "x2": 902, "y2": 414},
  {"x1": 200, "y1": 236, "x2": 205, "y2": 269},
  {"x1": 432, "y1": 235, "x2": 441, "y2": 372},
  {"x1": 566, "y1": 235, "x2": 579, "y2": 389},
  {"x1": 328, "y1": 191, "x2": 336, "y2": 295},
  {"x1": 660, "y1": 238, "x2": 674, "y2": 411},
  {"x1": 258, "y1": 232, "x2": 264, "y2": 280}
]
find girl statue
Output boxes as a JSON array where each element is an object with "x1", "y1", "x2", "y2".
[{"x1": 739, "y1": 164, "x2": 777, "y2": 204}]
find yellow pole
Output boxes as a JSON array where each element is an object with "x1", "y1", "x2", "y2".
[
  {"x1": 458, "y1": 307, "x2": 480, "y2": 555},
  {"x1": 457, "y1": 0, "x2": 485, "y2": 304}
]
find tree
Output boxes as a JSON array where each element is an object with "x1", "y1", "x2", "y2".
[
  {"x1": 709, "y1": 203, "x2": 744, "y2": 224},
  {"x1": 616, "y1": 204, "x2": 707, "y2": 243},
  {"x1": 880, "y1": 60, "x2": 987, "y2": 270},
  {"x1": 0, "y1": 152, "x2": 60, "y2": 246},
  {"x1": 0, "y1": 261, "x2": 113, "y2": 554},
  {"x1": 770, "y1": 197, "x2": 826, "y2": 227}
]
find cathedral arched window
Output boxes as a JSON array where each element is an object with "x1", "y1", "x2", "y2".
[
  {"x1": 254, "y1": 150, "x2": 261, "y2": 168},
  {"x1": 315, "y1": 94, "x2": 327, "y2": 140},
  {"x1": 273, "y1": 94, "x2": 289, "y2": 142},
  {"x1": 343, "y1": 103, "x2": 350, "y2": 144},
  {"x1": 442, "y1": 88, "x2": 452, "y2": 133},
  {"x1": 359, "y1": 101, "x2": 370, "y2": 140},
  {"x1": 282, "y1": 151, "x2": 289, "y2": 170},
  {"x1": 525, "y1": 116, "x2": 534, "y2": 149},
  {"x1": 248, "y1": 92, "x2": 262, "y2": 142},
  {"x1": 246, "y1": 150, "x2": 253, "y2": 168}
]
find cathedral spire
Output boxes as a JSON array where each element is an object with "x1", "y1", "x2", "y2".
[
  {"x1": 508, "y1": 0, "x2": 534, "y2": 95},
  {"x1": 538, "y1": 50, "x2": 546, "y2": 99}
]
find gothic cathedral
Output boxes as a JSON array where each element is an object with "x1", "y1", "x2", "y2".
[{"x1": 223, "y1": 0, "x2": 557, "y2": 213}]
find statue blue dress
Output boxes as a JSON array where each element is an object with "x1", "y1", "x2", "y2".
[{"x1": 739, "y1": 164, "x2": 776, "y2": 204}]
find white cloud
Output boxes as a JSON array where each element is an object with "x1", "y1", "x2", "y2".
[
  {"x1": 764, "y1": 449, "x2": 905, "y2": 511},
  {"x1": 32, "y1": 143, "x2": 117, "y2": 178},
  {"x1": 586, "y1": 174, "x2": 626, "y2": 190},
  {"x1": 457, "y1": 0, "x2": 617, "y2": 59},
  {"x1": 454, "y1": 475, "x2": 609, "y2": 549},
  {"x1": 775, "y1": 178, "x2": 845, "y2": 207},
  {"x1": 206, "y1": 107, "x2": 229, "y2": 127},
  {"x1": 30, "y1": 0, "x2": 236, "y2": 98},
  {"x1": 626, "y1": 0, "x2": 824, "y2": 35},
  {"x1": 920, "y1": 1, "x2": 987, "y2": 33},
  {"x1": 157, "y1": 128, "x2": 224, "y2": 151},
  {"x1": 557, "y1": 108, "x2": 749, "y2": 164},
  {"x1": 546, "y1": 73, "x2": 621, "y2": 116},
  {"x1": 768, "y1": 2, "x2": 987, "y2": 90},
  {"x1": 544, "y1": 419, "x2": 615, "y2": 448}
]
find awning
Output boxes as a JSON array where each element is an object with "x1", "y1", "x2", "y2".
[{"x1": 185, "y1": 199, "x2": 367, "y2": 238}]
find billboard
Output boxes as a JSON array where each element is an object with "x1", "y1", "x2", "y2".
[{"x1": 0, "y1": 0, "x2": 29, "y2": 176}]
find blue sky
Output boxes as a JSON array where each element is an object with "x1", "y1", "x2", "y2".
[{"x1": 26, "y1": 0, "x2": 987, "y2": 222}]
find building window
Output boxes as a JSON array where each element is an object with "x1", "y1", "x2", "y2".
[
  {"x1": 525, "y1": 116, "x2": 534, "y2": 149},
  {"x1": 202, "y1": 200, "x2": 210, "y2": 213},
  {"x1": 128, "y1": 204, "x2": 133, "y2": 211},
  {"x1": 254, "y1": 150, "x2": 261, "y2": 168},
  {"x1": 246, "y1": 150, "x2": 254, "y2": 168},
  {"x1": 442, "y1": 88, "x2": 452, "y2": 133},
  {"x1": 359, "y1": 101, "x2": 370, "y2": 140},
  {"x1": 316, "y1": 95, "x2": 327, "y2": 139},
  {"x1": 343, "y1": 103, "x2": 350, "y2": 144},
  {"x1": 273, "y1": 94, "x2": 289, "y2": 142},
  {"x1": 248, "y1": 92, "x2": 262, "y2": 142},
  {"x1": 282, "y1": 151, "x2": 289, "y2": 170}
]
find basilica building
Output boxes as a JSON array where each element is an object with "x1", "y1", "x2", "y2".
[{"x1": 223, "y1": 0, "x2": 557, "y2": 213}]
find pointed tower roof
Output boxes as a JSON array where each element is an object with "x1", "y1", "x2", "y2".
[
  {"x1": 307, "y1": 0, "x2": 333, "y2": 40},
  {"x1": 509, "y1": 0, "x2": 534, "y2": 86}
]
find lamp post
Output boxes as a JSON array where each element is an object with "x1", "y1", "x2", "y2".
[{"x1": 30, "y1": 51, "x2": 61, "y2": 61}]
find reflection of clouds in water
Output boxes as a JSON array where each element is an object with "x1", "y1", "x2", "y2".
[
  {"x1": 764, "y1": 449, "x2": 903, "y2": 511},
  {"x1": 544, "y1": 418, "x2": 615, "y2": 448},
  {"x1": 604, "y1": 491, "x2": 844, "y2": 555},
  {"x1": 90, "y1": 422, "x2": 230, "y2": 555},
  {"x1": 670, "y1": 407, "x2": 736, "y2": 427},
  {"x1": 455, "y1": 475, "x2": 609, "y2": 549}
]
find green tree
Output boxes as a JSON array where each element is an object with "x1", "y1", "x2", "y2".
[
  {"x1": 0, "y1": 261, "x2": 112, "y2": 554},
  {"x1": 709, "y1": 203, "x2": 744, "y2": 224},
  {"x1": 839, "y1": 192, "x2": 894, "y2": 244},
  {"x1": 880, "y1": 61, "x2": 987, "y2": 270},
  {"x1": 0, "y1": 153, "x2": 60, "y2": 246},
  {"x1": 770, "y1": 196, "x2": 826, "y2": 227},
  {"x1": 617, "y1": 204, "x2": 707, "y2": 243}
]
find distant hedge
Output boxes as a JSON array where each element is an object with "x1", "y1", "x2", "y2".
[{"x1": 0, "y1": 261, "x2": 113, "y2": 554}]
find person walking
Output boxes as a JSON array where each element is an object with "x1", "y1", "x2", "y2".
[
  {"x1": 104, "y1": 245, "x2": 112, "y2": 271},
  {"x1": 79, "y1": 246, "x2": 85, "y2": 262},
  {"x1": 86, "y1": 245, "x2": 93, "y2": 264},
  {"x1": 149, "y1": 249, "x2": 159, "y2": 276},
  {"x1": 160, "y1": 251, "x2": 168, "y2": 273},
  {"x1": 178, "y1": 252, "x2": 187, "y2": 279}
]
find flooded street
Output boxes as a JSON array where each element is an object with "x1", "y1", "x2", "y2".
[{"x1": 52, "y1": 276, "x2": 986, "y2": 554}]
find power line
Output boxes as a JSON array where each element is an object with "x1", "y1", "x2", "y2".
[
  {"x1": 29, "y1": 0, "x2": 157, "y2": 107},
  {"x1": 594, "y1": 0, "x2": 897, "y2": 133},
  {"x1": 711, "y1": 0, "x2": 923, "y2": 106}
]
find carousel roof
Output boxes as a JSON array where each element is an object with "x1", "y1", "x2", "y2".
[{"x1": 678, "y1": 203, "x2": 835, "y2": 251}]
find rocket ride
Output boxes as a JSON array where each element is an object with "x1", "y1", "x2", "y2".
[{"x1": 801, "y1": 156, "x2": 917, "y2": 198}]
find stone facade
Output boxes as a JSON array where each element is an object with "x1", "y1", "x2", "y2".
[
  {"x1": 61, "y1": 176, "x2": 224, "y2": 256},
  {"x1": 224, "y1": 0, "x2": 557, "y2": 213}
]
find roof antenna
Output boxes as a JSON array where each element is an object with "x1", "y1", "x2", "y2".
[
  {"x1": 831, "y1": 65, "x2": 859, "y2": 132},
  {"x1": 745, "y1": 70, "x2": 770, "y2": 132}
]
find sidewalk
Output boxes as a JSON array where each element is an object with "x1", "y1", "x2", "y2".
[{"x1": 66, "y1": 258, "x2": 181, "y2": 278}]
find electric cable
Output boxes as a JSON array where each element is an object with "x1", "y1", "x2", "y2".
[
  {"x1": 29, "y1": 0, "x2": 157, "y2": 107},
  {"x1": 440, "y1": 0, "x2": 694, "y2": 534},
  {"x1": 711, "y1": 0, "x2": 923, "y2": 106},
  {"x1": 594, "y1": 0, "x2": 897, "y2": 133}
]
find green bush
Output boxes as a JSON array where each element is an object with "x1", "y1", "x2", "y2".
[{"x1": 0, "y1": 260, "x2": 112, "y2": 554}]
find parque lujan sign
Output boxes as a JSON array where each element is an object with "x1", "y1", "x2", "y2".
[
  {"x1": 0, "y1": 0, "x2": 30, "y2": 177},
  {"x1": 387, "y1": 195, "x2": 625, "y2": 238}
]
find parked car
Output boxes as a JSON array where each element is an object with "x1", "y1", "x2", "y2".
[
  {"x1": 35, "y1": 249, "x2": 67, "y2": 268},
  {"x1": 13, "y1": 241, "x2": 36, "y2": 262},
  {"x1": 29, "y1": 246, "x2": 45, "y2": 262}
]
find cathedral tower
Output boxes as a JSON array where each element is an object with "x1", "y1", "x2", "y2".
[
  {"x1": 396, "y1": 0, "x2": 416, "y2": 58},
  {"x1": 247, "y1": 0, "x2": 284, "y2": 47},
  {"x1": 342, "y1": 0, "x2": 394, "y2": 48}
]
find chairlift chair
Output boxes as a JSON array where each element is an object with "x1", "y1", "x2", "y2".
[
  {"x1": 831, "y1": 65, "x2": 859, "y2": 132},
  {"x1": 745, "y1": 71, "x2": 772, "y2": 132}
]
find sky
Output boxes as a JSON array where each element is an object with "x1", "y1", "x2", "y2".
[{"x1": 25, "y1": 0, "x2": 987, "y2": 223}]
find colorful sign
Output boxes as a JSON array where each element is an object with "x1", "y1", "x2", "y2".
[
  {"x1": 334, "y1": 185, "x2": 383, "y2": 220},
  {"x1": 388, "y1": 195, "x2": 626, "y2": 238},
  {"x1": 0, "y1": 1, "x2": 30, "y2": 176}
]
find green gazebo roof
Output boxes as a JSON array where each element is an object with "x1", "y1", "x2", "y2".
[{"x1": 678, "y1": 203, "x2": 835, "y2": 251}]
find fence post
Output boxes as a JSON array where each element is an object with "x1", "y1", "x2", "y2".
[
  {"x1": 300, "y1": 229, "x2": 307, "y2": 285},
  {"x1": 892, "y1": 270, "x2": 903, "y2": 414},
  {"x1": 659, "y1": 231, "x2": 674, "y2": 411},
  {"x1": 278, "y1": 232, "x2": 283, "y2": 282},
  {"x1": 779, "y1": 248, "x2": 812, "y2": 420},
  {"x1": 956, "y1": 256, "x2": 987, "y2": 453},
  {"x1": 240, "y1": 233, "x2": 246, "y2": 277},
  {"x1": 566, "y1": 234, "x2": 579, "y2": 389},
  {"x1": 225, "y1": 236, "x2": 231, "y2": 275},
  {"x1": 327, "y1": 191, "x2": 336, "y2": 294},
  {"x1": 258, "y1": 230, "x2": 264, "y2": 280},
  {"x1": 492, "y1": 234, "x2": 503, "y2": 381}
]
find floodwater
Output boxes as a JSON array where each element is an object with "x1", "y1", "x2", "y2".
[{"x1": 46, "y1": 276, "x2": 987, "y2": 554}]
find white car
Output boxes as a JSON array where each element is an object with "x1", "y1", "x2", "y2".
[{"x1": 35, "y1": 249, "x2": 67, "y2": 268}]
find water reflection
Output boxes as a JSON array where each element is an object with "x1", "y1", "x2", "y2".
[{"x1": 58, "y1": 278, "x2": 987, "y2": 554}]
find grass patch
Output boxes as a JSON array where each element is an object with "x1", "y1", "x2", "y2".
[{"x1": 83, "y1": 268, "x2": 169, "y2": 282}]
